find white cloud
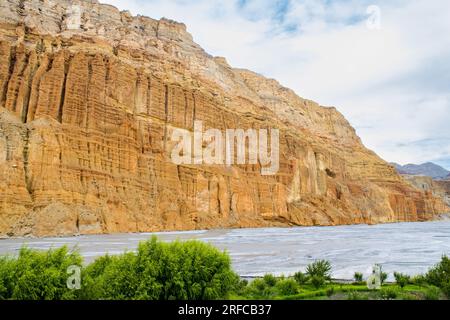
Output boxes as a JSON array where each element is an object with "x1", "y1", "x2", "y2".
[{"x1": 101, "y1": 0, "x2": 450, "y2": 169}]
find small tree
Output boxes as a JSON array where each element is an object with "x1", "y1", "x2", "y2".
[
  {"x1": 263, "y1": 274, "x2": 277, "y2": 287},
  {"x1": 293, "y1": 271, "x2": 308, "y2": 285},
  {"x1": 380, "y1": 271, "x2": 388, "y2": 285},
  {"x1": 394, "y1": 272, "x2": 410, "y2": 289},
  {"x1": 426, "y1": 255, "x2": 450, "y2": 297},
  {"x1": 310, "y1": 275, "x2": 325, "y2": 289},
  {"x1": 354, "y1": 272, "x2": 363, "y2": 283},
  {"x1": 306, "y1": 260, "x2": 332, "y2": 280},
  {"x1": 275, "y1": 279, "x2": 299, "y2": 296}
]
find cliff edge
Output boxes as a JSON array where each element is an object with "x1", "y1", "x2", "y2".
[{"x1": 0, "y1": 0, "x2": 448, "y2": 237}]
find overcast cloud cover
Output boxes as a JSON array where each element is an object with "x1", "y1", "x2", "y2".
[{"x1": 103, "y1": 0, "x2": 450, "y2": 169}]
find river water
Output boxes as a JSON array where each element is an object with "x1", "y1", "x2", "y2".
[{"x1": 1, "y1": 221, "x2": 450, "y2": 280}]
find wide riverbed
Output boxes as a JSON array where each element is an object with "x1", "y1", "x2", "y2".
[{"x1": 1, "y1": 221, "x2": 450, "y2": 280}]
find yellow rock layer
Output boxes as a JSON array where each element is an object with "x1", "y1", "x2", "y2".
[{"x1": 0, "y1": 0, "x2": 448, "y2": 237}]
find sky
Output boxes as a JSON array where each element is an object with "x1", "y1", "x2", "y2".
[{"x1": 102, "y1": 0, "x2": 450, "y2": 169}]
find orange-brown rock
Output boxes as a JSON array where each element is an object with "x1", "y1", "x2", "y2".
[
  {"x1": 402, "y1": 175, "x2": 450, "y2": 208},
  {"x1": 0, "y1": 0, "x2": 448, "y2": 237}
]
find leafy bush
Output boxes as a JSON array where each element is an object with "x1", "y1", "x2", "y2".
[
  {"x1": 275, "y1": 279, "x2": 298, "y2": 296},
  {"x1": 353, "y1": 272, "x2": 363, "y2": 283},
  {"x1": 242, "y1": 278, "x2": 277, "y2": 298},
  {"x1": 441, "y1": 281, "x2": 450, "y2": 298},
  {"x1": 247, "y1": 279, "x2": 267, "y2": 297},
  {"x1": 310, "y1": 275, "x2": 326, "y2": 289},
  {"x1": 263, "y1": 274, "x2": 277, "y2": 287},
  {"x1": 379, "y1": 287, "x2": 398, "y2": 300},
  {"x1": 305, "y1": 260, "x2": 332, "y2": 280},
  {"x1": 293, "y1": 271, "x2": 308, "y2": 285},
  {"x1": 235, "y1": 279, "x2": 248, "y2": 294},
  {"x1": 347, "y1": 291, "x2": 368, "y2": 300},
  {"x1": 0, "y1": 256, "x2": 15, "y2": 299},
  {"x1": 399, "y1": 292, "x2": 417, "y2": 300},
  {"x1": 424, "y1": 286, "x2": 441, "y2": 300},
  {"x1": 426, "y1": 255, "x2": 450, "y2": 297},
  {"x1": 252, "y1": 278, "x2": 267, "y2": 292},
  {"x1": 82, "y1": 236, "x2": 239, "y2": 300},
  {"x1": 80, "y1": 253, "x2": 142, "y2": 300},
  {"x1": 0, "y1": 247, "x2": 82, "y2": 300},
  {"x1": 394, "y1": 272, "x2": 411, "y2": 289},
  {"x1": 326, "y1": 287, "x2": 335, "y2": 297},
  {"x1": 411, "y1": 274, "x2": 427, "y2": 285}
]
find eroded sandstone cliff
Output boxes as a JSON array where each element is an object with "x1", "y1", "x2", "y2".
[
  {"x1": 402, "y1": 175, "x2": 450, "y2": 208},
  {"x1": 0, "y1": 0, "x2": 448, "y2": 237}
]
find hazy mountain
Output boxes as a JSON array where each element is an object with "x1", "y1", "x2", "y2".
[{"x1": 391, "y1": 162, "x2": 450, "y2": 179}]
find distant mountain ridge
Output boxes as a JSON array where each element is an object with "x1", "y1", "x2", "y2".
[{"x1": 391, "y1": 162, "x2": 450, "y2": 179}]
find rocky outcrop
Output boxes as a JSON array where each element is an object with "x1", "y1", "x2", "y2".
[
  {"x1": 436, "y1": 180, "x2": 450, "y2": 207},
  {"x1": 402, "y1": 175, "x2": 450, "y2": 207},
  {"x1": 0, "y1": 0, "x2": 448, "y2": 237}
]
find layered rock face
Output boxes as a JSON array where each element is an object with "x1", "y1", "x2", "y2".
[
  {"x1": 436, "y1": 180, "x2": 450, "y2": 207},
  {"x1": 402, "y1": 175, "x2": 450, "y2": 208},
  {"x1": 0, "y1": 0, "x2": 448, "y2": 237}
]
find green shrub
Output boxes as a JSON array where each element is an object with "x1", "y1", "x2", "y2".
[
  {"x1": 424, "y1": 286, "x2": 441, "y2": 300},
  {"x1": 0, "y1": 256, "x2": 14, "y2": 299},
  {"x1": 310, "y1": 275, "x2": 326, "y2": 289},
  {"x1": 242, "y1": 278, "x2": 278, "y2": 298},
  {"x1": 0, "y1": 247, "x2": 82, "y2": 300},
  {"x1": 441, "y1": 280, "x2": 450, "y2": 298},
  {"x1": 293, "y1": 271, "x2": 308, "y2": 285},
  {"x1": 399, "y1": 292, "x2": 417, "y2": 300},
  {"x1": 82, "y1": 236, "x2": 239, "y2": 300},
  {"x1": 326, "y1": 287, "x2": 335, "y2": 297},
  {"x1": 353, "y1": 272, "x2": 363, "y2": 283},
  {"x1": 235, "y1": 279, "x2": 248, "y2": 294},
  {"x1": 394, "y1": 272, "x2": 410, "y2": 289},
  {"x1": 305, "y1": 260, "x2": 332, "y2": 280},
  {"x1": 426, "y1": 255, "x2": 450, "y2": 297},
  {"x1": 275, "y1": 279, "x2": 298, "y2": 296},
  {"x1": 411, "y1": 274, "x2": 426, "y2": 285},
  {"x1": 252, "y1": 278, "x2": 267, "y2": 292},
  {"x1": 80, "y1": 252, "x2": 143, "y2": 300},
  {"x1": 244, "y1": 279, "x2": 266, "y2": 298},
  {"x1": 263, "y1": 274, "x2": 277, "y2": 287},
  {"x1": 347, "y1": 291, "x2": 367, "y2": 300},
  {"x1": 379, "y1": 287, "x2": 398, "y2": 300}
]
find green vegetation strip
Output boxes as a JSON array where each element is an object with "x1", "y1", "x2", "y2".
[{"x1": 0, "y1": 236, "x2": 449, "y2": 300}]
